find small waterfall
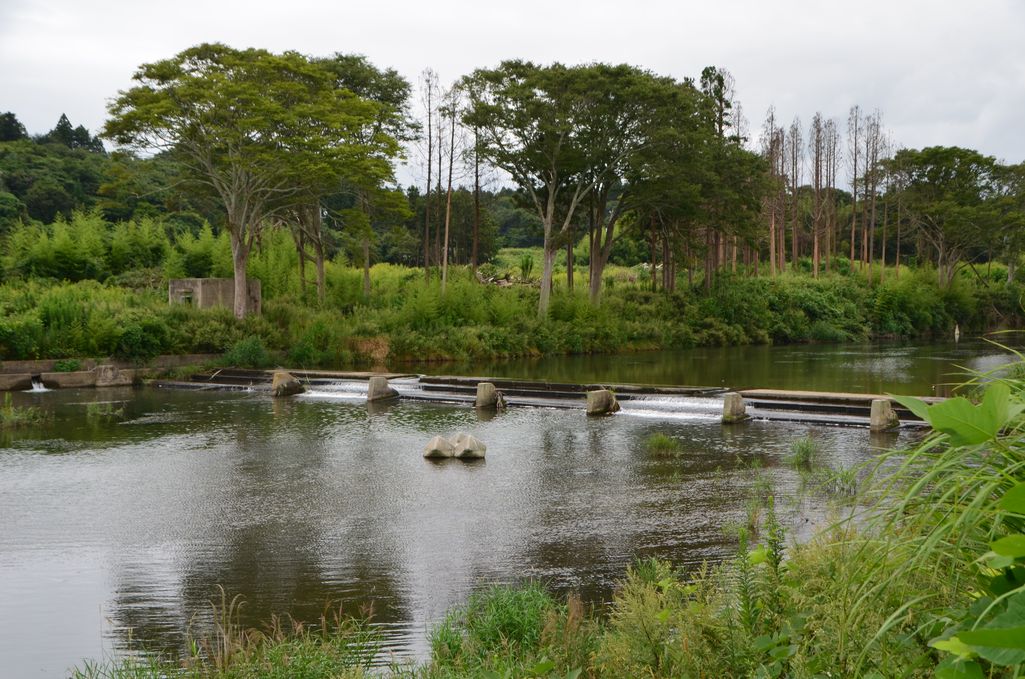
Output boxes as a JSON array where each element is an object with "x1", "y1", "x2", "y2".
[
  {"x1": 619, "y1": 394, "x2": 723, "y2": 420},
  {"x1": 29, "y1": 376, "x2": 49, "y2": 392}
]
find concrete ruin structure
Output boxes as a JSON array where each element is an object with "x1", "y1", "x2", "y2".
[{"x1": 168, "y1": 278, "x2": 262, "y2": 315}]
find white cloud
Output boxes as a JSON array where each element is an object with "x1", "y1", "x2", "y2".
[{"x1": 2, "y1": 0, "x2": 1022, "y2": 169}]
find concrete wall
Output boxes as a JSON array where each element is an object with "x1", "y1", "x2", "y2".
[{"x1": 168, "y1": 278, "x2": 261, "y2": 315}]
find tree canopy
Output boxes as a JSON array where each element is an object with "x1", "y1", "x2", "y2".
[{"x1": 103, "y1": 43, "x2": 399, "y2": 317}]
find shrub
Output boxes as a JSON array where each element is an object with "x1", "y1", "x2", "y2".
[{"x1": 222, "y1": 336, "x2": 273, "y2": 368}]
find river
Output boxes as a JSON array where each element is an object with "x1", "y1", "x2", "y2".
[{"x1": 0, "y1": 339, "x2": 1015, "y2": 676}]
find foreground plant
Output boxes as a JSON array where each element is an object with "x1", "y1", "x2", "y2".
[{"x1": 875, "y1": 381, "x2": 1025, "y2": 678}]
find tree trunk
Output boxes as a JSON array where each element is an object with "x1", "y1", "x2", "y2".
[
  {"x1": 538, "y1": 238, "x2": 555, "y2": 317},
  {"x1": 566, "y1": 238, "x2": 574, "y2": 291},
  {"x1": 314, "y1": 238, "x2": 325, "y2": 303},
  {"x1": 424, "y1": 84, "x2": 433, "y2": 282},
  {"x1": 650, "y1": 221, "x2": 658, "y2": 293},
  {"x1": 441, "y1": 104, "x2": 455, "y2": 295},
  {"x1": 472, "y1": 127, "x2": 480, "y2": 277},
  {"x1": 363, "y1": 238, "x2": 371, "y2": 299},
  {"x1": 230, "y1": 232, "x2": 250, "y2": 319}
]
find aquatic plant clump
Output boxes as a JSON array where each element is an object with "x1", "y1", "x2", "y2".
[
  {"x1": 0, "y1": 393, "x2": 47, "y2": 429},
  {"x1": 787, "y1": 434, "x2": 820, "y2": 468},
  {"x1": 645, "y1": 432, "x2": 683, "y2": 456}
]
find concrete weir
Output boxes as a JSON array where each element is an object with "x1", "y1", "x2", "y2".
[{"x1": 159, "y1": 369, "x2": 937, "y2": 430}]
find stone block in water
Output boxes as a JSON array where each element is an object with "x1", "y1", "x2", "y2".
[
  {"x1": 869, "y1": 399, "x2": 899, "y2": 431},
  {"x1": 367, "y1": 375, "x2": 399, "y2": 402},
  {"x1": 474, "y1": 382, "x2": 506, "y2": 410},
  {"x1": 586, "y1": 389, "x2": 620, "y2": 416},
  {"x1": 423, "y1": 435, "x2": 456, "y2": 459},
  {"x1": 721, "y1": 392, "x2": 748, "y2": 423},
  {"x1": 452, "y1": 432, "x2": 487, "y2": 459}
]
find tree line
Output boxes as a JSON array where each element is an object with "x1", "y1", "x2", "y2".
[{"x1": 3, "y1": 44, "x2": 1024, "y2": 319}]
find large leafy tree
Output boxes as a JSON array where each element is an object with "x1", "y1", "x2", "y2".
[
  {"x1": 463, "y1": 61, "x2": 670, "y2": 315},
  {"x1": 891, "y1": 146, "x2": 1000, "y2": 287},
  {"x1": 0, "y1": 112, "x2": 28, "y2": 142},
  {"x1": 104, "y1": 43, "x2": 382, "y2": 317},
  {"x1": 290, "y1": 54, "x2": 411, "y2": 301}
]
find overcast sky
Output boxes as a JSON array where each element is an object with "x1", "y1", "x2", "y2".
[{"x1": 3, "y1": 0, "x2": 1024, "y2": 177}]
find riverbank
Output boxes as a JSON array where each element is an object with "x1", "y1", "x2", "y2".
[{"x1": 0, "y1": 258, "x2": 1019, "y2": 368}]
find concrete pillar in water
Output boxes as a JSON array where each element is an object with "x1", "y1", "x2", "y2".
[
  {"x1": 722, "y1": 392, "x2": 749, "y2": 423},
  {"x1": 869, "y1": 399, "x2": 900, "y2": 431},
  {"x1": 586, "y1": 389, "x2": 620, "y2": 416},
  {"x1": 367, "y1": 375, "x2": 399, "y2": 402},
  {"x1": 474, "y1": 382, "x2": 506, "y2": 410}
]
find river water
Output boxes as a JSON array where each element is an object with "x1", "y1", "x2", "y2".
[{"x1": 0, "y1": 340, "x2": 1015, "y2": 676}]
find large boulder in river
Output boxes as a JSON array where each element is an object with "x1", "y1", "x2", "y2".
[
  {"x1": 367, "y1": 375, "x2": 399, "y2": 402},
  {"x1": 452, "y1": 432, "x2": 487, "y2": 459},
  {"x1": 271, "y1": 370, "x2": 304, "y2": 397},
  {"x1": 586, "y1": 389, "x2": 620, "y2": 416},
  {"x1": 474, "y1": 382, "x2": 507, "y2": 411},
  {"x1": 423, "y1": 435, "x2": 456, "y2": 459}
]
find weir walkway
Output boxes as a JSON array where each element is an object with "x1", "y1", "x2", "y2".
[{"x1": 156, "y1": 368, "x2": 941, "y2": 429}]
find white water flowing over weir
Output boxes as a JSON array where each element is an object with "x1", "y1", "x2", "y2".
[
  {"x1": 28, "y1": 376, "x2": 48, "y2": 392},
  {"x1": 300, "y1": 376, "x2": 726, "y2": 421}
]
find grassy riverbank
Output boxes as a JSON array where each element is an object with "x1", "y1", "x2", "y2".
[{"x1": 1, "y1": 250, "x2": 1019, "y2": 367}]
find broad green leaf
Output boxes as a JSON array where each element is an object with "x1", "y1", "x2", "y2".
[
  {"x1": 991, "y1": 535, "x2": 1025, "y2": 558},
  {"x1": 932, "y1": 636, "x2": 976, "y2": 659},
  {"x1": 748, "y1": 545, "x2": 768, "y2": 566},
  {"x1": 989, "y1": 567, "x2": 1025, "y2": 596},
  {"x1": 983, "y1": 552, "x2": 1016, "y2": 570},
  {"x1": 564, "y1": 670, "x2": 582, "y2": 679},
  {"x1": 959, "y1": 593, "x2": 1025, "y2": 664},
  {"x1": 528, "y1": 659, "x2": 555, "y2": 675},
  {"x1": 998, "y1": 483, "x2": 1025, "y2": 514},
  {"x1": 894, "y1": 383, "x2": 1024, "y2": 446},
  {"x1": 892, "y1": 395, "x2": 932, "y2": 422},
  {"x1": 957, "y1": 626, "x2": 1025, "y2": 650},
  {"x1": 935, "y1": 657, "x2": 984, "y2": 679}
]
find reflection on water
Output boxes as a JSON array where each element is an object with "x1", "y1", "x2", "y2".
[
  {"x1": 404, "y1": 339, "x2": 1018, "y2": 396},
  {"x1": 0, "y1": 340, "x2": 1013, "y2": 676}
]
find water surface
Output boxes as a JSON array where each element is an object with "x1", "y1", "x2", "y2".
[{"x1": 0, "y1": 340, "x2": 1012, "y2": 676}]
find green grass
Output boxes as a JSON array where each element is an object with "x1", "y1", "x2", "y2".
[
  {"x1": 786, "y1": 435, "x2": 820, "y2": 469},
  {"x1": 0, "y1": 393, "x2": 47, "y2": 429},
  {"x1": 644, "y1": 432, "x2": 682, "y2": 457}
]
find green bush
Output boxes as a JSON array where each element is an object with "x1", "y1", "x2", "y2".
[{"x1": 222, "y1": 336, "x2": 273, "y2": 368}]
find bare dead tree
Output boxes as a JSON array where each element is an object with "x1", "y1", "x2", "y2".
[
  {"x1": 809, "y1": 113, "x2": 825, "y2": 277},
  {"x1": 759, "y1": 107, "x2": 783, "y2": 277},
  {"x1": 419, "y1": 69, "x2": 439, "y2": 280},
  {"x1": 863, "y1": 110, "x2": 883, "y2": 277},
  {"x1": 786, "y1": 117, "x2": 803, "y2": 269},
  {"x1": 847, "y1": 105, "x2": 862, "y2": 267}
]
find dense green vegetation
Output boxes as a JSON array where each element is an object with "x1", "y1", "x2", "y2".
[{"x1": 0, "y1": 208, "x2": 1018, "y2": 365}]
